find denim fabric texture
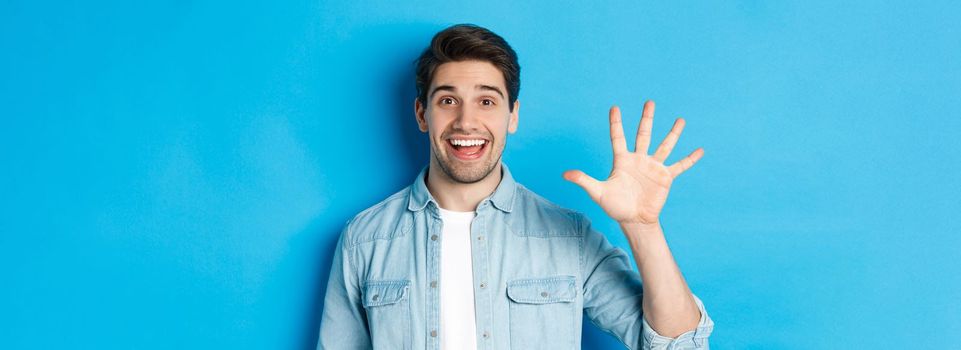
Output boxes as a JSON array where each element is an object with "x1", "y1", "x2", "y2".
[{"x1": 318, "y1": 164, "x2": 714, "y2": 349}]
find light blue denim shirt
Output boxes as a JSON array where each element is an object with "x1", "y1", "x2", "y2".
[{"x1": 318, "y1": 164, "x2": 714, "y2": 349}]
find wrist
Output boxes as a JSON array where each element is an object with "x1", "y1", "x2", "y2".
[{"x1": 619, "y1": 220, "x2": 662, "y2": 235}]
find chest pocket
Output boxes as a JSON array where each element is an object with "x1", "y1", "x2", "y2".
[
  {"x1": 363, "y1": 280, "x2": 410, "y2": 350},
  {"x1": 506, "y1": 275, "x2": 577, "y2": 349}
]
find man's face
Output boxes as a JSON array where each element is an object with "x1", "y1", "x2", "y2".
[{"x1": 416, "y1": 60, "x2": 519, "y2": 184}]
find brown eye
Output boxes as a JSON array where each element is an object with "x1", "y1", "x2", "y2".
[
  {"x1": 440, "y1": 97, "x2": 455, "y2": 105},
  {"x1": 482, "y1": 99, "x2": 494, "y2": 106}
]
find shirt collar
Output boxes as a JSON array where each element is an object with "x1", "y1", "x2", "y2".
[{"x1": 407, "y1": 163, "x2": 516, "y2": 213}]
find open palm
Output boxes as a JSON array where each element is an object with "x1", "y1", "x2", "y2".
[{"x1": 563, "y1": 100, "x2": 704, "y2": 225}]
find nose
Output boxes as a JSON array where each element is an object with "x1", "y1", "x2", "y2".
[{"x1": 451, "y1": 107, "x2": 480, "y2": 131}]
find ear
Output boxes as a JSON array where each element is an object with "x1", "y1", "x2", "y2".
[
  {"x1": 414, "y1": 98, "x2": 428, "y2": 132},
  {"x1": 507, "y1": 100, "x2": 520, "y2": 134}
]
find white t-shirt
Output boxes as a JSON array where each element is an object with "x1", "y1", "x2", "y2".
[{"x1": 438, "y1": 207, "x2": 478, "y2": 350}]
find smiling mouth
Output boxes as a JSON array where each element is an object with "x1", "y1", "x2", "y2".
[{"x1": 446, "y1": 138, "x2": 489, "y2": 160}]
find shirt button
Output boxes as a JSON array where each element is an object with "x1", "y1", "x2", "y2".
[
  {"x1": 430, "y1": 330, "x2": 437, "y2": 337},
  {"x1": 482, "y1": 331, "x2": 490, "y2": 339},
  {"x1": 477, "y1": 235, "x2": 484, "y2": 241},
  {"x1": 479, "y1": 282, "x2": 486, "y2": 288},
  {"x1": 541, "y1": 292, "x2": 549, "y2": 297},
  {"x1": 372, "y1": 294, "x2": 379, "y2": 301},
  {"x1": 430, "y1": 281, "x2": 437, "y2": 288},
  {"x1": 431, "y1": 234, "x2": 438, "y2": 241}
]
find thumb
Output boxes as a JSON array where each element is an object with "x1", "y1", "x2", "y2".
[{"x1": 563, "y1": 170, "x2": 603, "y2": 201}]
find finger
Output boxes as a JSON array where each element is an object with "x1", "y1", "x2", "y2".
[
  {"x1": 609, "y1": 106, "x2": 628, "y2": 155},
  {"x1": 653, "y1": 118, "x2": 686, "y2": 162},
  {"x1": 563, "y1": 170, "x2": 604, "y2": 201},
  {"x1": 668, "y1": 148, "x2": 704, "y2": 178},
  {"x1": 635, "y1": 100, "x2": 655, "y2": 154}
]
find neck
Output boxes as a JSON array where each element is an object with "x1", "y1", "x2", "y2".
[{"x1": 425, "y1": 159, "x2": 503, "y2": 212}]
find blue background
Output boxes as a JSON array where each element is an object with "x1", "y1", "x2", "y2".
[{"x1": 2, "y1": 1, "x2": 960, "y2": 349}]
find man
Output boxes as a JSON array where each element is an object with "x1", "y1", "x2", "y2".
[{"x1": 318, "y1": 24, "x2": 714, "y2": 349}]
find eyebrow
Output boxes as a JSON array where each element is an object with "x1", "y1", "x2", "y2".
[
  {"x1": 477, "y1": 84, "x2": 505, "y2": 99},
  {"x1": 429, "y1": 84, "x2": 506, "y2": 99}
]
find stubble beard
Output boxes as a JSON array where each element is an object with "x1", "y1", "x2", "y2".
[{"x1": 430, "y1": 136, "x2": 504, "y2": 184}]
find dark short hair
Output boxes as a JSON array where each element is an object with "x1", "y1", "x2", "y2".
[{"x1": 415, "y1": 24, "x2": 520, "y2": 112}]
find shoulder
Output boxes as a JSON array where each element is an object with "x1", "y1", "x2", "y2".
[
  {"x1": 341, "y1": 187, "x2": 413, "y2": 248},
  {"x1": 508, "y1": 183, "x2": 591, "y2": 237}
]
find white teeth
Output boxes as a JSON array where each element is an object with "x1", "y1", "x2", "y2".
[{"x1": 450, "y1": 139, "x2": 486, "y2": 147}]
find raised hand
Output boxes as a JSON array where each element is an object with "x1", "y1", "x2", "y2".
[{"x1": 563, "y1": 100, "x2": 704, "y2": 225}]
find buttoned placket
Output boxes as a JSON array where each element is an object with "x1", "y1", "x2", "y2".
[
  {"x1": 426, "y1": 206, "x2": 442, "y2": 348},
  {"x1": 471, "y1": 201, "x2": 493, "y2": 349}
]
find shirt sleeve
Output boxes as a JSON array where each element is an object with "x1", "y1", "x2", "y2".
[
  {"x1": 580, "y1": 218, "x2": 714, "y2": 350},
  {"x1": 317, "y1": 223, "x2": 372, "y2": 349},
  {"x1": 641, "y1": 293, "x2": 714, "y2": 349}
]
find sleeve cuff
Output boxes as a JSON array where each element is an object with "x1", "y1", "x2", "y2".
[{"x1": 641, "y1": 293, "x2": 714, "y2": 349}]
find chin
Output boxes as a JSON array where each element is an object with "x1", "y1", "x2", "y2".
[
  {"x1": 438, "y1": 158, "x2": 495, "y2": 184},
  {"x1": 437, "y1": 153, "x2": 502, "y2": 184}
]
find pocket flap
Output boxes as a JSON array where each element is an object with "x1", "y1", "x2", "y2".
[
  {"x1": 506, "y1": 275, "x2": 577, "y2": 304},
  {"x1": 363, "y1": 280, "x2": 410, "y2": 307}
]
